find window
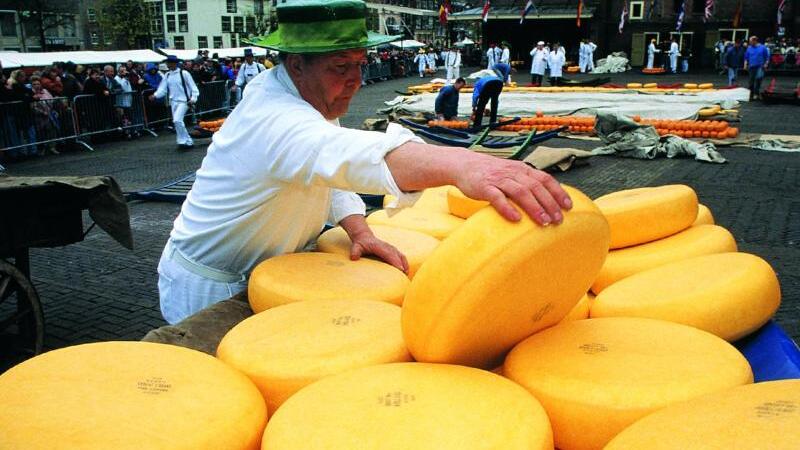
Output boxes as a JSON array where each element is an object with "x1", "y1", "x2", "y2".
[
  {"x1": 165, "y1": 0, "x2": 175, "y2": 12},
  {"x1": 630, "y1": 1, "x2": 644, "y2": 20},
  {"x1": 234, "y1": 16, "x2": 244, "y2": 32},
  {"x1": 178, "y1": 14, "x2": 188, "y2": 32},
  {"x1": 166, "y1": 15, "x2": 175, "y2": 32},
  {"x1": 254, "y1": 0, "x2": 264, "y2": 15},
  {"x1": 90, "y1": 32, "x2": 99, "y2": 46},
  {"x1": 213, "y1": 35, "x2": 223, "y2": 48},
  {"x1": 246, "y1": 16, "x2": 255, "y2": 32},
  {"x1": 669, "y1": 31, "x2": 694, "y2": 53},
  {"x1": 87, "y1": 8, "x2": 97, "y2": 23},
  {"x1": 197, "y1": 35, "x2": 208, "y2": 48},
  {"x1": 719, "y1": 28, "x2": 749, "y2": 44},
  {"x1": 221, "y1": 16, "x2": 231, "y2": 32},
  {"x1": 0, "y1": 12, "x2": 16, "y2": 37},
  {"x1": 227, "y1": 0, "x2": 237, "y2": 13},
  {"x1": 63, "y1": 15, "x2": 76, "y2": 37},
  {"x1": 231, "y1": 33, "x2": 238, "y2": 47},
  {"x1": 174, "y1": 35, "x2": 185, "y2": 49},
  {"x1": 177, "y1": 0, "x2": 187, "y2": 11},
  {"x1": 151, "y1": 17, "x2": 163, "y2": 33}
]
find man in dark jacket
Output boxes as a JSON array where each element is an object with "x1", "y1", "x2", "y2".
[
  {"x1": 434, "y1": 77, "x2": 465, "y2": 120},
  {"x1": 724, "y1": 40, "x2": 745, "y2": 87}
]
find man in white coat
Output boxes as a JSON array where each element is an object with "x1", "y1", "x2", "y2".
[
  {"x1": 486, "y1": 44, "x2": 498, "y2": 69},
  {"x1": 578, "y1": 39, "x2": 587, "y2": 72},
  {"x1": 426, "y1": 49, "x2": 438, "y2": 72},
  {"x1": 155, "y1": 0, "x2": 573, "y2": 324},
  {"x1": 233, "y1": 48, "x2": 267, "y2": 101},
  {"x1": 445, "y1": 47, "x2": 461, "y2": 84},
  {"x1": 150, "y1": 55, "x2": 199, "y2": 149},
  {"x1": 530, "y1": 41, "x2": 548, "y2": 85},
  {"x1": 414, "y1": 49, "x2": 426, "y2": 77},
  {"x1": 669, "y1": 37, "x2": 680, "y2": 73},
  {"x1": 585, "y1": 39, "x2": 597, "y2": 72},
  {"x1": 500, "y1": 41, "x2": 511, "y2": 65},
  {"x1": 647, "y1": 39, "x2": 661, "y2": 69},
  {"x1": 548, "y1": 42, "x2": 565, "y2": 86}
]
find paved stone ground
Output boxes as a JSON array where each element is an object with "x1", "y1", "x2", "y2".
[{"x1": 3, "y1": 67, "x2": 799, "y2": 362}]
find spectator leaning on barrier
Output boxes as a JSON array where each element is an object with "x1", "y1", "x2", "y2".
[
  {"x1": 41, "y1": 66, "x2": 63, "y2": 97},
  {"x1": 83, "y1": 68, "x2": 110, "y2": 97},
  {"x1": 114, "y1": 65, "x2": 138, "y2": 139},
  {"x1": 5, "y1": 70, "x2": 37, "y2": 157},
  {"x1": 29, "y1": 75, "x2": 59, "y2": 155},
  {"x1": 150, "y1": 55, "x2": 199, "y2": 149},
  {"x1": 143, "y1": 63, "x2": 163, "y2": 90}
]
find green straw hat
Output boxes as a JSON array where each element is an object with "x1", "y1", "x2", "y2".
[{"x1": 245, "y1": 0, "x2": 400, "y2": 54}]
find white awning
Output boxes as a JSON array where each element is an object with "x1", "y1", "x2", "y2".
[
  {"x1": 158, "y1": 46, "x2": 274, "y2": 60},
  {"x1": 389, "y1": 40, "x2": 427, "y2": 49},
  {"x1": 456, "y1": 38, "x2": 475, "y2": 46},
  {"x1": 0, "y1": 49, "x2": 165, "y2": 69}
]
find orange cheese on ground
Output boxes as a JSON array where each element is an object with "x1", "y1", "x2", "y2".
[
  {"x1": 0, "y1": 342, "x2": 267, "y2": 450},
  {"x1": 592, "y1": 252, "x2": 780, "y2": 341},
  {"x1": 591, "y1": 224, "x2": 737, "y2": 294},
  {"x1": 248, "y1": 253, "x2": 409, "y2": 313},
  {"x1": 217, "y1": 300, "x2": 411, "y2": 414},
  {"x1": 261, "y1": 363, "x2": 553, "y2": 450},
  {"x1": 402, "y1": 185, "x2": 610, "y2": 368},
  {"x1": 504, "y1": 318, "x2": 753, "y2": 450},
  {"x1": 316, "y1": 225, "x2": 440, "y2": 279},
  {"x1": 447, "y1": 186, "x2": 490, "y2": 219},
  {"x1": 366, "y1": 208, "x2": 464, "y2": 239},
  {"x1": 606, "y1": 380, "x2": 800, "y2": 450},
  {"x1": 383, "y1": 185, "x2": 452, "y2": 214},
  {"x1": 593, "y1": 185, "x2": 698, "y2": 249},
  {"x1": 559, "y1": 293, "x2": 591, "y2": 323},
  {"x1": 692, "y1": 203, "x2": 715, "y2": 226}
]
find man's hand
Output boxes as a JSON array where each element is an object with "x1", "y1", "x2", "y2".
[
  {"x1": 338, "y1": 215, "x2": 408, "y2": 273},
  {"x1": 148, "y1": 94, "x2": 155, "y2": 102},
  {"x1": 436, "y1": 114, "x2": 444, "y2": 120}
]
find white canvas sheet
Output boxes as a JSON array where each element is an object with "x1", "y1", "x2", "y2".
[{"x1": 0, "y1": 49, "x2": 165, "y2": 68}]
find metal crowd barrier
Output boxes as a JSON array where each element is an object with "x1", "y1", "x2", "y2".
[{"x1": 0, "y1": 97, "x2": 83, "y2": 155}]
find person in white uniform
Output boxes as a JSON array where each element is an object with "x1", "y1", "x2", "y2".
[
  {"x1": 156, "y1": 0, "x2": 573, "y2": 324},
  {"x1": 578, "y1": 40, "x2": 587, "y2": 72},
  {"x1": 150, "y1": 55, "x2": 199, "y2": 149},
  {"x1": 529, "y1": 41, "x2": 548, "y2": 85},
  {"x1": 669, "y1": 37, "x2": 681, "y2": 73},
  {"x1": 500, "y1": 41, "x2": 511, "y2": 65},
  {"x1": 445, "y1": 47, "x2": 461, "y2": 84},
  {"x1": 233, "y1": 48, "x2": 267, "y2": 101},
  {"x1": 585, "y1": 39, "x2": 597, "y2": 72},
  {"x1": 548, "y1": 42, "x2": 565, "y2": 86},
  {"x1": 414, "y1": 49, "x2": 427, "y2": 77},
  {"x1": 426, "y1": 49, "x2": 438, "y2": 72},
  {"x1": 486, "y1": 44, "x2": 497, "y2": 69},
  {"x1": 647, "y1": 39, "x2": 661, "y2": 69}
]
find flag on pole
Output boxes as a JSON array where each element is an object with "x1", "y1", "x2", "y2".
[
  {"x1": 482, "y1": 0, "x2": 491, "y2": 22},
  {"x1": 647, "y1": 0, "x2": 659, "y2": 20},
  {"x1": 577, "y1": 0, "x2": 584, "y2": 27},
  {"x1": 732, "y1": 0, "x2": 742, "y2": 27},
  {"x1": 704, "y1": 0, "x2": 714, "y2": 22},
  {"x1": 439, "y1": 0, "x2": 450, "y2": 25},
  {"x1": 520, "y1": 0, "x2": 537, "y2": 24},
  {"x1": 777, "y1": 0, "x2": 786, "y2": 25},
  {"x1": 619, "y1": 2, "x2": 628, "y2": 34},
  {"x1": 675, "y1": 0, "x2": 686, "y2": 31}
]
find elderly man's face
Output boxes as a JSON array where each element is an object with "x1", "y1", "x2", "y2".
[
  {"x1": 104, "y1": 66, "x2": 114, "y2": 78},
  {"x1": 287, "y1": 48, "x2": 366, "y2": 120}
]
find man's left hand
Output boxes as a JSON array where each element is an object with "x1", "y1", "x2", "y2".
[{"x1": 349, "y1": 232, "x2": 409, "y2": 274}]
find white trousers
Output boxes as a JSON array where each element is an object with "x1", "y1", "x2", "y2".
[
  {"x1": 586, "y1": 57, "x2": 595, "y2": 72},
  {"x1": 670, "y1": 54, "x2": 679, "y2": 72},
  {"x1": 647, "y1": 53, "x2": 655, "y2": 69},
  {"x1": 446, "y1": 66, "x2": 460, "y2": 83},
  {"x1": 171, "y1": 101, "x2": 193, "y2": 145},
  {"x1": 579, "y1": 55, "x2": 586, "y2": 72},
  {"x1": 157, "y1": 240, "x2": 248, "y2": 324}
]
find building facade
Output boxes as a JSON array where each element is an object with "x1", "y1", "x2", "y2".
[
  {"x1": 366, "y1": 0, "x2": 458, "y2": 44},
  {"x1": 0, "y1": 9, "x2": 83, "y2": 52}
]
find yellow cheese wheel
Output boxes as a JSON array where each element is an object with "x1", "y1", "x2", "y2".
[
  {"x1": 402, "y1": 185, "x2": 610, "y2": 368},
  {"x1": 692, "y1": 203, "x2": 715, "y2": 226},
  {"x1": 383, "y1": 185, "x2": 452, "y2": 214},
  {"x1": 0, "y1": 341, "x2": 267, "y2": 450},
  {"x1": 248, "y1": 253, "x2": 409, "y2": 313},
  {"x1": 698, "y1": 82, "x2": 714, "y2": 89},
  {"x1": 594, "y1": 185, "x2": 699, "y2": 249},
  {"x1": 684, "y1": 83, "x2": 698, "y2": 89},
  {"x1": 559, "y1": 293, "x2": 591, "y2": 323},
  {"x1": 447, "y1": 186, "x2": 490, "y2": 219},
  {"x1": 316, "y1": 225, "x2": 440, "y2": 279},
  {"x1": 643, "y1": 83, "x2": 657, "y2": 88},
  {"x1": 366, "y1": 208, "x2": 465, "y2": 239},
  {"x1": 627, "y1": 83, "x2": 643, "y2": 88},
  {"x1": 504, "y1": 318, "x2": 753, "y2": 450},
  {"x1": 218, "y1": 300, "x2": 411, "y2": 413},
  {"x1": 591, "y1": 252, "x2": 780, "y2": 341},
  {"x1": 591, "y1": 224, "x2": 737, "y2": 294},
  {"x1": 261, "y1": 363, "x2": 553, "y2": 450},
  {"x1": 606, "y1": 380, "x2": 800, "y2": 450}
]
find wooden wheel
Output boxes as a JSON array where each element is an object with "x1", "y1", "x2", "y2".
[{"x1": 0, "y1": 259, "x2": 44, "y2": 370}]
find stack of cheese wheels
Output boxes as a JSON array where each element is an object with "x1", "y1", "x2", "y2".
[
  {"x1": 366, "y1": 208, "x2": 465, "y2": 239},
  {"x1": 447, "y1": 186, "x2": 489, "y2": 219},
  {"x1": 591, "y1": 252, "x2": 781, "y2": 341},
  {"x1": 261, "y1": 363, "x2": 554, "y2": 449},
  {"x1": 217, "y1": 300, "x2": 411, "y2": 414},
  {"x1": 606, "y1": 380, "x2": 800, "y2": 449},
  {"x1": 593, "y1": 185, "x2": 699, "y2": 249},
  {"x1": 0, "y1": 341, "x2": 267, "y2": 449},
  {"x1": 591, "y1": 224, "x2": 737, "y2": 293},
  {"x1": 693, "y1": 203, "x2": 715, "y2": 226},
  {"x1": 383, "y1": 185, "x2": 452, "y2": 214},
  {"x1": 559, "y1": 293, "x2": 591, "y2": 323},
  {"x1": 316, "y1": 225, "x2": 440, "y2": 279},
  {"x1": 504, "y1": 318, "x2": 753, "y2": 450},
  {"x1": 402, "y1": 185, "x2": 610, "y2": 368},
  {"x1": 248, "y1": 253, "x2": 409, "y2": 313}
]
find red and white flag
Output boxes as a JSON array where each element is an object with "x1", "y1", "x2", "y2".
[
  {"x1": 482, "y1": 0, "x2": 491, "y2": 22},
  {"x1": 704, "y1": 0, "x2": 714, "y2": 22},
  {"x1": 777, "y1": 0, "x2": 786, "y2": 25},
  {"x1": 619, "y1": 2, "x2": 628, "y2": 34}
]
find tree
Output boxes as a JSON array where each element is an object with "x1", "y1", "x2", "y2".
[
  {"x1": 96, "y1": 0, "x2": 152, "y2": 49},
  {"x1": 0, "y1": 0, "x2": 80, "y2": 51}
]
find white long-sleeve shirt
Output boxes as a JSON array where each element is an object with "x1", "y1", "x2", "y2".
[
  {"x1": 548, "y1": 50, "x2": 565, "y2": 77},
  {"x1": 114, "y1": 75, "x2": 133, "y2": 108},
  {"x1": 500, "y1": 48, "x2": 510, "y2": 64},
  {"x1": 669, "y1": 42, "x2": 680, "y2": 56},
  {"x1": 235, "y1": 61, "x2": 267, "y2": 87},
  {"x1": 648, "y1": 43, "x2": 660, "y2": 56},
  {"x1": 153, "y1": 68, "x2": 199, "y2": 103},
  {"x1": 168, "y1": 64, "x2": 421, "y2": 275},
  {"x1": 445, "y1": 51, "x2": 461, "y2": 68},
  {"x1": 487, "y1": 48, "x2": 497, "y2": 68},
  {"x1": 530, "y1": 48, "x2": 548, "y2": 74}
]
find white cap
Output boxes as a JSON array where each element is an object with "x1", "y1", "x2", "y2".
[{"x1": 537, "y1": 41, "x2": 545, "y2": 46}]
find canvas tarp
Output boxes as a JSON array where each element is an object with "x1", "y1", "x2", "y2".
[{"x1": 0, "y1": 49, "x2": 165, "y2": 69}]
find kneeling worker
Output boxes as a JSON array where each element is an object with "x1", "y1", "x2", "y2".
[
  {"x1": 435, "y1": 77, "x2": 466, "y2": 120},
  {"x1": 157, "y1": 0, "x2": 572, "y2": 324}
]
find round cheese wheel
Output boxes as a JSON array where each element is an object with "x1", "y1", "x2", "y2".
[
  {"x1": 591, "y1": 252, "x2": 780, "y2": 341},
  {"x1": 594, "y1": 185, "x2": 699, "y2": 249},
  {"x1": 316, "y1": 225, "x2": 439, "y2": 279},
  {"x1": 627, "y1": 83, "x2": 643, "y2": 88},
  {"x1": 693, "y1": 203, "x2": 715, "y2": 226},
  {"x1": 591, "y1": 224, "x2": 737, "y2": 294},
  {"x1": 0, "y1": 341, "x2": 267, "y2": 450},
  {"x1": 218, "y1": 300, "x2": 412, "y2": 414},
  {"x1": 402, "y1": 185, "x2": 610, "y2": 368},
  {"x1": 447, "y1": 186, "x2": 490, "y2": 219},
  {"x1": 698, "y1": 83, "x2": 714, "y2": 89},
  {"x1": 607, "y1": 379, "x2": 800, "y2": 449},
  {"x1": 248, "y1": 253, "x2": 409, "y2": 313},
  {"x1": 366, "y1": 208, "x2": 464, "y2": 239},
  {"x1": 559, "y1": 293, "x2": 591, "y2": 323},
  {"x1": 383, "y1": 185, "x2": 452, "y2": 214},
  {"x1": 504, "y1": 318, "x2": 753, "y2": 450},
  {"x1": 643, "y1": 83, "x2": 658, "y2": 88},
  {"x1": 685, "y1": 83, "x2": 699, "y2": 89},
  {"x1": 261, "y1": 363, "x2": 553, "y2": 450}
]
